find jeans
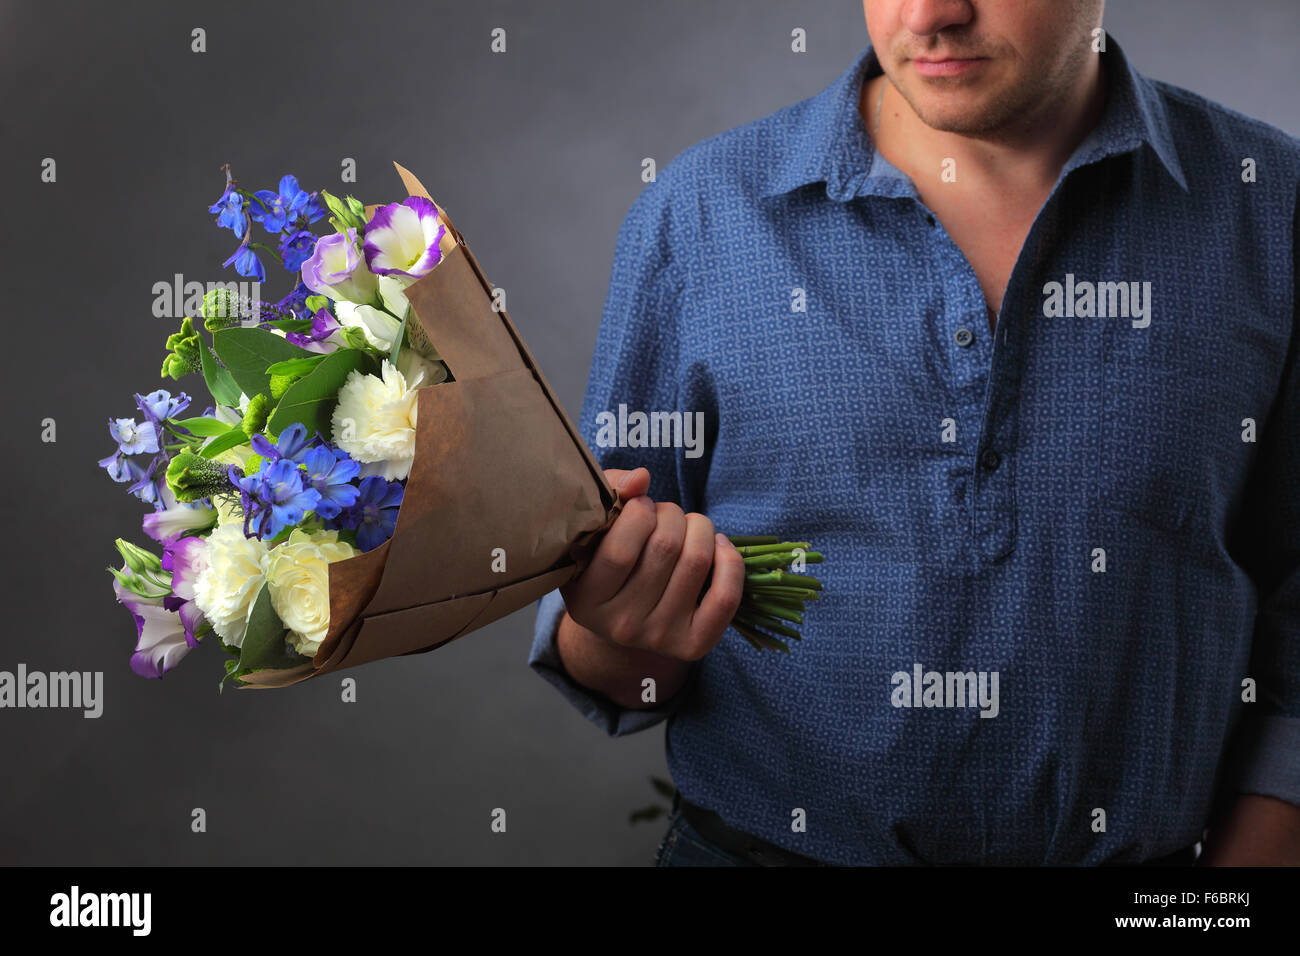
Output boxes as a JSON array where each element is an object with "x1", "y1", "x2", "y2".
[{"x1": 654, "y1": 807, "x2": 757, "y2": 867}]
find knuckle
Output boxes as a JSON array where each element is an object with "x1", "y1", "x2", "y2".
[
  {"x1": 679, "y1": 547, "x2": 713, "y2": 581},
  {"x1": 645, "y1": 530, "x2": 681, "y2": 565}
]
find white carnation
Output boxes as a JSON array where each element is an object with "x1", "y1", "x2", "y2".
[
  {"x1": 331, "y1": 359, "x2": 421, "y2": 480},
  {"x1": 192, "y1": 523, "x2": 269, "y2": 647},
  {"x1": 265, "y1": 529, "x2": 358, "y2": 658}
]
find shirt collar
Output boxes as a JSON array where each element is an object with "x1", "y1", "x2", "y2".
[{"x1": 759, "y1": 36, "x2": 1188, "y2": 202}]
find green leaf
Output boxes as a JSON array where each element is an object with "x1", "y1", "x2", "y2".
[
  {"x1": 198, "y1": 426, "x2": 251, "y2": 460},
  {"x1": 200, "y1": 342, "x2": 242, "y2": 407},
  {"x1": 260, "y1": 317, "x2": 312, "y2": 333},
  {"x1": 388, "y1": 307, "x2": 411, "y2": 367},
  {"x1": 172, "y1": 416, "x2": 234, "y2": 437},
  {"x1": 212, "y1": 327, "x2": 314, "y2": 399},
  {"x1": 266, "y1": 355, "x2": 327, "y2": 378},
  {"x1": 221, "y1": 584, "x2": 309, "y2": 690},
  {"x1": 267, "y1": 348, "x2": 376, "y2": 438}
]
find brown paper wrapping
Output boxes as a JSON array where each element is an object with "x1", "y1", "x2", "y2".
[{"x1": 238, "y1": 163, "x2": 620, "y2": 688}]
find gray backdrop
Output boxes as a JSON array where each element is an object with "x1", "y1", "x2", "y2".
[{"x1": 1, "y1": 0, "x2": 1296, "y2": 865}]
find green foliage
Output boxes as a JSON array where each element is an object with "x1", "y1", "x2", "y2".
[
  {"x1": 212, "y1": 327, "x2": 314, "y2": 399},
  {"x1": 267, "y1": 348, "x2": 376, "y2": 438},
  {"x1": 220, "y1": 585, "x2": 310, "y2": 691}
]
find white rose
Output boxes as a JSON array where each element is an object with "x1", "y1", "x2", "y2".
[
  {"x1": 264, "y1": 529, "x2": 358, "y2": 658},
  {"x1": 192, "y1": 523, "x2": 269, "y2": 647},
  {"x1": 331, "y1": 359, "x2": 421, "y2": 480}
]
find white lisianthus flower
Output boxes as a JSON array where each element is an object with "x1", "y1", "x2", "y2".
[
  {"x1": 332, "y1": 359, "x2": 422, "y2": 480},
  {"x1": 334, "y1": 276, "x2": 411, "y2": 351},
  {"x1": 264, "y1": 529, "x2": 359, "y2": 658},
  {"x1": 192, "y1": 523, "x2": 269, "y2": 647}
]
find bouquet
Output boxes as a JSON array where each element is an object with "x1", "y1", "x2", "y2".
[{"x1": 101, "y1": 163, "x2": 824, "y2": 690}]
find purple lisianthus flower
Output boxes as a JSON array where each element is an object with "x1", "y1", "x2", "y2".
[
  {"x1": 160, "y1": 535, "x2": 209, "y2": 644},
  {"x1": 362, "y1": 196, "x2": 447, "y2": 279},
  {"x1": 285, "y1": 307, "x2": 340, "y2": 350},
  {"x1": 331, "y1": 475, "x2": 404, "y2": 552},
  {"x1": 232, "y1": 458, "x2": 322, "y2": 540},
  {"x1": 301, "y1": 445, "x2": 361, "y2": 519},
  {"x1": 208, "y1": 183, "x2": 247, "y2": 238},
  {"x1": 142, "y1": 489, "x2": 216, "y2": 543},
  {"x1": 250, "y1": 174, "x2": 312, "y2": 233},
  {"x1": 300, "y1": 228, "x2": 377, "y2": 304},
  {"x1": 224, "y1": 241, "x2": 267, "y2": 282},
  {"x1": 279, "y1": 229, "x2": 317, "y2": 272},
  {"x1": 112, "y1": 575, "x2": 195, "y2": 679}
]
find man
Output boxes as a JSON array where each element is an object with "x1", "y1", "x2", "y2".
[{"x1": 530, "y1": 0, "x2": 1300, "y2": 865}]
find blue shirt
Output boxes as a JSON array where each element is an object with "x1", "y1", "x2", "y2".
[{"x1": 530, "y1": 39, "x2": 1300, "y2": 865}]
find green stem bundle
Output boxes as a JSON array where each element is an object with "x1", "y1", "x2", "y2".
[{"x1": 725, "y1": 535, "x2": 824, "y2": 653}]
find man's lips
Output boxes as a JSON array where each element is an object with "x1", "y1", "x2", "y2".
[{"x1": 910, "y1": 57, "x2": 988, "y2": 78}]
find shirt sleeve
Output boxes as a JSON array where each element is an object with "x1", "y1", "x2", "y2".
[
  {"x1": 527, "y1": 175, "x2": 699, "y2": 737},
  {"x1": 1221, "y1": 188, "x2": 1300, "y2": 805}
]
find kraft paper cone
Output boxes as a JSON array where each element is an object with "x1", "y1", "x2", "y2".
[{"x1": 238, "y1": 163, "x2": 620, "y2": 688}]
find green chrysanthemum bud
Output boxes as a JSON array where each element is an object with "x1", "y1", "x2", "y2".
[
  {"x1": 166, "y1": 451, "x2": 233, "y2": 503},
  {"x1": 161, "y1": 317, "x2": 203, "y2": 380},
  {"x1": 269, "y1": 373, "x2": 294, "y2": 400},
  {"x1": 240, "y1": 393, "x2": 271, "y2": 438},
  {"x1": 202, "y1": 287, "x2": 243, "y2": 330},
  {"x1": 340, "y1": 326, "x2": 370, "y2": 350}
]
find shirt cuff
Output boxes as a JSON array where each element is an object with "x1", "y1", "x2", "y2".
[
  {"x1": 1223, "y1": 713, "x2": 1300, "y2": 806},
  {"x1": 528, "y1": 588, "x2": 688, "y2": 737}
]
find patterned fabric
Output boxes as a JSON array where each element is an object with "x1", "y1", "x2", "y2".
[{"x1": 530, "y1": 38, "x2": 1300, "y2": 865}]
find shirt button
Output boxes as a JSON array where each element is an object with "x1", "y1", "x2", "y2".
[
  {"x1": 925, "y1": 214, "x2": 936, "y2": 227},
  {"x1": 954, "y1": 328, "x2": 974, "y2": 348},
  {"x1": 980, "y1": 449, "x2": 1001, "y2": 471}
]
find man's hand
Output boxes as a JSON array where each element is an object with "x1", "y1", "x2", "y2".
[
  {"x1": 562, "y1": 467, "x2": 745, "y2": 661},
  {"x1": 552, "y1": 467, "x2": 745, "y2": 711}
]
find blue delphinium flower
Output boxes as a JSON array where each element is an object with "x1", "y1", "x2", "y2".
[
  {"x1": 127, "y1": 455, "x2": 168, "y2": 509},
  {"x1": 250, "y1": 175, "x2": 311, "y2": 233},
  {"x1": 330, "y1": 476, "x2": 404, "y2": 552},
  {"x1": 279, "y1": 229, "x2": 316, "y2": 272},
  {"x1": 250, "y1": 422, "x2": 316, "y2": 466},
  {"x1": 224, "y1": 241, "x2": 266, "y2": 282},
  {"x1": 301, "y1": 446, "x2": 361, "y2": 519},
  {"x1": 232, "y1": 459, "x2": 322, "y2": 540},
  {"x1": 100, "y1": 389, "x2": 190, "y2": 506},
  {"x1": 208, "y1": 183, "x2": 247, "y2": 238},
  {"x1": 108, "y1": 417, "x2": 159, "y2": 456},
  {"x1": 299, "y1": 191, "x2": 327, "y2": 226},
  {"x1": 135, "y1": 389, "x2": 191, "y2": 424},
  {"x1": 274, "y1": 281, "x2": 312, "y2": 320}
]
